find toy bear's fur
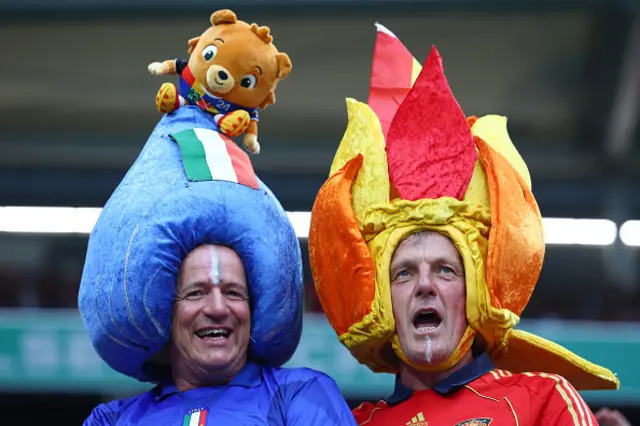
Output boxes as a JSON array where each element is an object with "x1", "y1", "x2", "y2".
[{"x1": 148, "y1": 9, "x2": 292, "y2": 154}]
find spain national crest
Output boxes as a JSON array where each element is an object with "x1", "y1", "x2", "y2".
[{"x1": 454, "y1": 418, "x2": 493, "y2": 426}]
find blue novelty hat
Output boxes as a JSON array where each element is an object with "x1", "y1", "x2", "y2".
[{"x1": 78, "y1": 106, "x2": 303, "y2": 382}]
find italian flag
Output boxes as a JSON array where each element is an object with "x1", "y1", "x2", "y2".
[
  {"x1": 368, "y1": 23, "x2": 422, "y2": 139},
  {"x1": 170, "y1": 128, "x2": 259, "y2": 189},
  {"x1": 183, "y1": 408, "x2": 207, "y2": 426}
]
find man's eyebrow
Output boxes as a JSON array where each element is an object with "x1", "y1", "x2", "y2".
[
  {"x1": 431, "y1": 256, "x2": 463, "y2": 269},
  {"x1": 390, "y1": 258, "x2": 416, "y2": 273},
  {"x1": 178, "y1": 281, "x2": 205, "y2": 293},
  {"x1": 224, "y1": 281, "x2": 249, "y2": 292},
  {"x1": 390, "y1": 256, "x2": 462, "y2": 270}
]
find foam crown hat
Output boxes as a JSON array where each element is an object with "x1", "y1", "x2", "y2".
[
  {"x1": 308, "y1": 24, "x2": 619, "y2": 391},
  {"x1": 79, "y1": 106, "x2": 303, "y2": 382}
]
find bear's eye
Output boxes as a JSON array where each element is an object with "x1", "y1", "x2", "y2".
[
  {"x1": 201, "y1": 44, "x2": 218, "y2": 61},
  {"x1": 240, "y1": 74, "x2": 257, "y2": 89}
]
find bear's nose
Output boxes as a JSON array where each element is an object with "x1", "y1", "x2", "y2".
[{"x1": 217, "y1": 70, "x2": 228, "y2": 81}]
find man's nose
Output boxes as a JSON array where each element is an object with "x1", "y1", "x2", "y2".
[
  {"x1": 201, "y1": 288, "x2": 229, "y2": 318},
  {"x1": 415, "y1": 269, "x2": 437, "y2": 298}
]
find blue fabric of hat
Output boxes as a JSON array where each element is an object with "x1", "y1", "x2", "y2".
[{"x1": 78, "y1": 106, "x2": 303, "y2": 382}]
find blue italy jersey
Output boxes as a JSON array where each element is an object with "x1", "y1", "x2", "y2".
[{"x1": 83, "y1": 363, "x2": 357, "y2": 425}]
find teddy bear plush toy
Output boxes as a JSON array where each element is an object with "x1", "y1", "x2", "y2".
[{"x1": 148, "y1": 9, "x2": 292, "y2": 154}]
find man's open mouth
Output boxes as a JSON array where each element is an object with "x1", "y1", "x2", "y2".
[
  {"x1": 195, "y1": 327, "x2": 232, "y2": 340},
  {"x1": 412, "y1": 308, "x2": 442, "y2": 333}
]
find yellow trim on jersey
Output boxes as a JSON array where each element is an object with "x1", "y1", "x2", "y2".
[
  {"x1": 524, "y1": 372, "x2": 584, "y2": 425},
  {"x1": 357, "y1": 406, "x2": 385, "y2": 426},
  {"x1": 464, "y1": 385, "x2": 500, "y2": 403},
  {"x1": 503, "y1": 396, "x2": 520, "y2": 426}
]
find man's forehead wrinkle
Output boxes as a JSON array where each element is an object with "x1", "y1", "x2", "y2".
[
  {"x1": 226, "y1": 280, "x2": 248, "y2": 289},
  {"x1": 392, "y1": 248, "x2": 462, "y2": 268},
  {"x1": 183, "y1": 271, "x2": 248, "y2": 291},
  {"x1": 403, "y1": 230, "x2": 437, "y2": 244},
  {"x1": 392, "y1": 253, "x2": 417, "y2": 266}
]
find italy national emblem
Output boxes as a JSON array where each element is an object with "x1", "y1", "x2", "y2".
[{"x1": 183, "y1": 408, "x2": 207, "y2": 426}]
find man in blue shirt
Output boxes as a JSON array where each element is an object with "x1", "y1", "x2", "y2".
[
  {"x1": 87, "y1": 361, "x2": 356, "y2": 425},
  {"x1": 83, "y1": 244, "x2": 355, "y2": 425},
  {"x1": 78, "y1": 47, "x2": 356, "y2": 421}
]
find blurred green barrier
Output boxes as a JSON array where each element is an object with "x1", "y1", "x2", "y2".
[{"x1": 0, "y1": 309, "x2": 636, "y2": 405}]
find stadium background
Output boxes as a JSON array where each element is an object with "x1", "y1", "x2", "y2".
[{"x1": 0, "y1": 0, "x2": 639, "y2": 423}]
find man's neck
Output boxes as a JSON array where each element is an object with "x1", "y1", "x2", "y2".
[
  {"x1": 398, "y1": 350, "x2": 473, "y2": 391},
  {"x1": 172, "y1": 369, "x2": 236, "y2": 392},
  {"x1": 170, "y1": 359, "x2": 246, "y2": 392}
]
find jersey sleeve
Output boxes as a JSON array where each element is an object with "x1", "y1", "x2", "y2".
[
  {"x1": 284, "y1": 373, "x2": 357, "y2": 425},
  {"x1": 537, "y1": 374, "x2": 598, "y2": 426}
]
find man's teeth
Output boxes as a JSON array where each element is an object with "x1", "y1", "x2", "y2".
[
  {"x1": 196, "y1": 329, "x2": 229, "y2": 338},
  {"x1": 416, "y1": 325, "x2": 439, "y2": 332}
]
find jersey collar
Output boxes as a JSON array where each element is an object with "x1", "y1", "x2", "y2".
[
  {"x1": 152, "y1": 361, "x2": 263, "y2": 401},
  {"x1": 385, "y1": 353, "x2": 495, "y2": 406}
]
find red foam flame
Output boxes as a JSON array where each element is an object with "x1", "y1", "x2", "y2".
[{"x1": 385, "y1": 46, "x2": 477, "y2": 201}]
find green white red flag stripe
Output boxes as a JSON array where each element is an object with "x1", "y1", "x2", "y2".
[
  {"x1": 171, "y1": 128, "x2": 259, "y2": 189},
  {"x1": 183, "y1": 408, "x2": 207, "y2": 426}
]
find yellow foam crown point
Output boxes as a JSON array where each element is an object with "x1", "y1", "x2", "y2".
[
  {"x1": 471, "y1": 115, "x2": 532, "y2": 189},
  {"x1": 330, "y1": 98, "x2": 390, "y2": 223}
]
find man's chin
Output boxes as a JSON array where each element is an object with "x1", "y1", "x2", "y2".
[
  {"x1": 200, "y1": 348, "x2": 247, "y2": 371},
  {"x1": 191, "y1": 358, "x2": 237, "y2": 381},
  {"x1": 200, "y1": 352, "x2": 236, "y2": 368},
  {"x1": 405, "y1": 343, "x2": 451, "y2": 367},
  {"x1": 407, "y1": 355, "x2": 448, "y2": 367}
]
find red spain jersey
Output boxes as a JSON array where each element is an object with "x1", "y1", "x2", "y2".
[{"x1": 353, "y1": 354, "x2": 597, "y2": 426}]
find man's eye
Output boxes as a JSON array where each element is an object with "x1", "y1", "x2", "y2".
[
  {"x1": 440, "y1": 266, "x2": 456, "y2": 276},
  {"x1": 394, "y1": 270, "x2": 410, "y2": 280},
  {"x1": 186, "y1": 290, "x2": 204, "y2": 298},
  {"x1": 226, "y1": 290, "x2": 247, "y2": 300}
]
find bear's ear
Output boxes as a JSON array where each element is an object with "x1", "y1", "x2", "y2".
[
  {"x1": 276, "y1": 52, "x2": 292, "y2": 79},
  {"x1": 259, "y1": 91, "x2": 276, "y2": 109},
  {"x1": 187, "y1": 37, "x2": 200, "y2": 55},
  {"x1": 210, "y1": 9, "x2": 237, "y2": 26}
]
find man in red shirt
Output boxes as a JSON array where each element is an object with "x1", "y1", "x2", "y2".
[
  {"x1": 308, "y1": 23, "x2": 620, "y2": 426},
  {"x1": 351, "y1": 230, "x2": 607, "y2": 426}
]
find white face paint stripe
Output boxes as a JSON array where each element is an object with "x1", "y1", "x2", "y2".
[
  {"x1": 425, "y1": 335, "x2": 432, "y2": 363},
  {"x1": 208, "y1": 246, "x2": 221, "y2": 286}
]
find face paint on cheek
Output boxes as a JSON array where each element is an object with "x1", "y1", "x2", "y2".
[{"x1": 208, "y1": 247, "x2": 221, "y2": 286}]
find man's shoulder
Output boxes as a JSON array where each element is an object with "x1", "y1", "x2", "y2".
[
  {"x1": 261, "y1": 365, "x2": 349, "y2": 405},
  {"x1": 475, "y1": 368, "x2": 578, "y2": 397},
  {"x1": 265, "y1": 365, "x2": 337, "y2": 385},
  {"x1": 83, "y1": 391, "x2": 150, "y2": 425}
]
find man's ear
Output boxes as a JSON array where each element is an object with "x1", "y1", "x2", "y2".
[
  {"x1": 276, "y1": 53, "x2": 292, "y2": 79},
  {"x1": 187, "y1": 37, "x2": 200, "y2": 55},
  {"x1": 259, "y1": 91, "x2": 276, "y2": 109}
]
